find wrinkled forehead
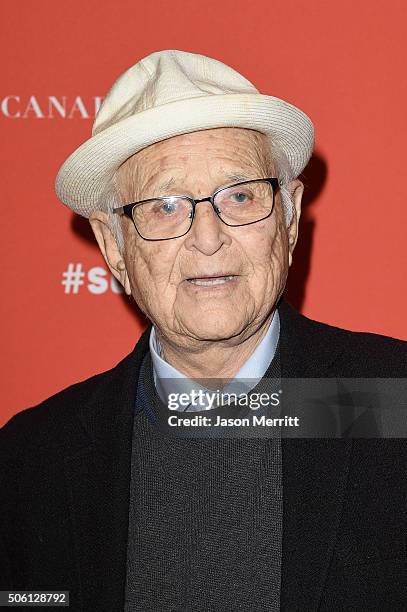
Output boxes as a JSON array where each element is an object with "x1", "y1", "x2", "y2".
[{"x1": 116, "y1": 127, "x2": 272, "y2": 197}]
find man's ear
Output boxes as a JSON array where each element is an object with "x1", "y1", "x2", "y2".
[
  {"x1": 286, "y1": 179, "x2": 304, "y2": 267},
  {"x1": 88, "y1": 210, "x2": 132, "y2": 295}
]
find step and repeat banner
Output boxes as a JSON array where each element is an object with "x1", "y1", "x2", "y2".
[{"x1": 1, "y1": 0, "x2": 406, "y2": 425}]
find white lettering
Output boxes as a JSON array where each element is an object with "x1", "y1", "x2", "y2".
[
  {"x1": 2, "y1": 95, "x2": 101, "y2": 118},
  {"x1": 48, "y1": 96, "x2": 67, "y2": 118},
  {"x1": 87, "y1": 267, "x2": 108, "y2": 294},
  {"x1": 22, "y1": 96, "x2": 44, "y2": 118},
  {"x1": 68, "y1": 96, "x2": 89, "y2": 119},
  {"x1": 110, "y1": 275, "x2": 123, "y2": 294},
  {"x1": 1, "y1": 96, "x2": 20, "y2": 118},
  {"x1": 94, "y1": 96, "x2": 103, "y2": 115}
]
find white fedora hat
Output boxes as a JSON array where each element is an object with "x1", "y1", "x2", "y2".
[{"x1": 55, "y1": 49, "x2": 314, "y2": 218}]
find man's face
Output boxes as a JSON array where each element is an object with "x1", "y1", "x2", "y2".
[{"x1": 105, "y1": 128, "x2": 302, "y2": 347}]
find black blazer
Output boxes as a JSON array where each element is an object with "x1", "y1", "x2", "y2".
[{"x1": 1, "y1": 298, "x2": 407, "y2": 611}]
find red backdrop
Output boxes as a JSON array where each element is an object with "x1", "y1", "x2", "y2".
[{"x1": 1, "y1": 0, "x2": 406, "y2": 426}]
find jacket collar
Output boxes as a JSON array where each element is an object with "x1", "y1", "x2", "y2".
[{"x1": 277, "y1": 296, "x2": 346, "y2": 377}]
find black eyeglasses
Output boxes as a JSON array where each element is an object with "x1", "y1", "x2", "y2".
[{"x1": 112, "y1": 177, "x2": 280, "y2": 241}]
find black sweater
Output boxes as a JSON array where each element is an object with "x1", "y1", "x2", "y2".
[{"x1": 124, "y1": 350, "x2": 283, "y2": 611}]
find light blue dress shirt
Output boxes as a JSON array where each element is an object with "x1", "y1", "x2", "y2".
[{"x1": 149, "y1": 309, "x2": 280, "y2": 412}]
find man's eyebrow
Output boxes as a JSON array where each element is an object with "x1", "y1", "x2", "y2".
[
  {"x1": 156, "y1": 176, "x2": 177, "y2": 192},
  {"x1": 154, "y1": 172, "x2": 254, "y2": 196},
  {"x1": 223, "y1": 172, "x2": 253, "y2": 183}
]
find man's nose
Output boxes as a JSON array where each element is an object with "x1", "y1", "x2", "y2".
[{"x1": 184, "y1": 200, "x2": 230, "y2": 255}]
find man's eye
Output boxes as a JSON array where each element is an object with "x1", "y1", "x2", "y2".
[
  {"x1": 163, "y1": 202, "x2": 177, "y2": 214},
  {"x1": 229, "y1": 190, "x2": 253, "y2": 204},
  {"x1": 155, "y1": 201, "x2": 178, "y2": 215},
  {"x1": 232, "y1": 192, "x2": 248, "y2": 202}
]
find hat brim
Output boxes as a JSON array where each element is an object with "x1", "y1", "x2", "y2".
[{"x1": 55, "y1": 93, "x2": 314, "y2": 217}]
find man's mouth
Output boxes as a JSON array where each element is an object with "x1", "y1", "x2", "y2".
[{"x1": 185, "y1": 274, "x2": 238, "y2": 286}]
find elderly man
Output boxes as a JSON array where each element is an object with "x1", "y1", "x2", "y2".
[{"x1": 1, "y1": 50, "x2": 407, "y2": 612}]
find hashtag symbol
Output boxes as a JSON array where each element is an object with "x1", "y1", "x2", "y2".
[{"x1": 62, "y1": 263, "x2": 85, "y2": 294}]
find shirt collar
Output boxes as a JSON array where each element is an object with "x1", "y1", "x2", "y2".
[{"x1": 149, "y1": 309, "x2": 280, "y2": 411}]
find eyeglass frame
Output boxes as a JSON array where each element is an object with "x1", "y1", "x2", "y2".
[{"x1": 112, "y1": 176, "x2": 280, "y2": 241}]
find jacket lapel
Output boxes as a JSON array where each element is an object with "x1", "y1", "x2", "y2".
[
  {"x1": 278, "y1": 298, "x2": 353, "y2": 610},
  {"x1": 64, "y1": 325, "x2": 152, "y2": 612}
]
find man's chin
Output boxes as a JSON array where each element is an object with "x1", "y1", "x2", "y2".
[{"x1": 181, "y1": 317, "x2": 246, "y2": 342}]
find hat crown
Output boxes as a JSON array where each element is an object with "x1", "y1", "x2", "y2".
[{"x1": 93, "y1": 49, "x2": 259, "y2": 136}]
